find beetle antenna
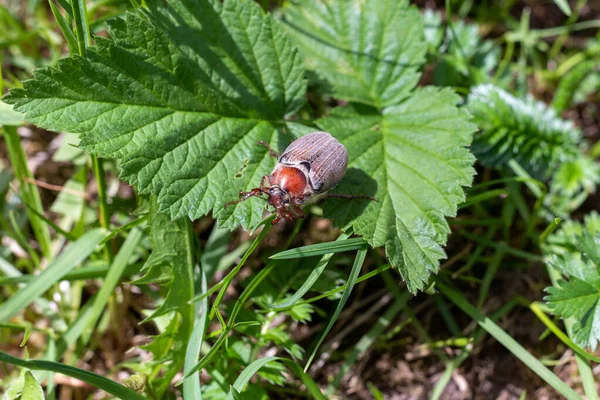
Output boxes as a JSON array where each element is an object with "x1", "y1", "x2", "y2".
[
  {"x1": 325, "y1": 193, "x2": 378, "y2": 202},
  {"x1": 257, "y1": 141, "x2": 280, "y2": 159}
]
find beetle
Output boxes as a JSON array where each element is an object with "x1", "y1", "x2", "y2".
[{"x1": 225, "y1": 131, "x2": 375, "y2": 224}]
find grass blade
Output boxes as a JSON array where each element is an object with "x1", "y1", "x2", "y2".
[
  {"x1": 227, "y1": 357, "x2": 326, "y2": 400},
  {"x1": 0, "y1": 351, "x2": 146, "y2": 400},
  {"x1": 80, "y1": 228, "x2": 142, "y2": 344},
  {"x1": 269, "y1": 237, "x2": 367, "y2": 259},
  {"x1": 0, "y1": 228, "x2": 107, "y2": 322},
  {"x1": 183, "y1": 268, "x2": 208, "y2": 400},
  {"x1": 437, "y1": 280, "x2": 583, "y2": 400},
  {"x1": 48, "y1": 0, "x2": 78, "y2": 54},
  {"x1": 70, "y1": 0, "x2": 90, "y2": 55},
  {"x1": 267, "y1": 233, "x2": 350, "y2": 311},
  {"x1": 328, "y1": 290, "x2": 409, "y2": 393},
  {"x1": 304, "y1": 248, "x2": 367, "y2": 372},
  {"x1": 553, "y1": 0, "x2": 572, "y2": 16},
  {"x1": 0, "y1": 262, "x2": 142, "y2": 285}
]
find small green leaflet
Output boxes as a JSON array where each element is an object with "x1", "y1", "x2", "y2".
[
  {"x1": 544, "y1": 214, "x2": 600, "y2": 351},
  {"x1": 4, "y1": 0, "x2": 306, "y2": 230},
  {"x1": 22, "y1": 371, "x2": 44, "y2": 400}
]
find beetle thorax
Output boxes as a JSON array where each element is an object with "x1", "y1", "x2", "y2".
[{"x1": 269, "y1": 165, "x2": 312, "y2": 205}]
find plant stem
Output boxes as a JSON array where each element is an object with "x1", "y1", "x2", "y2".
[{"x1": 69, "y1": 0, "x2": 113, "y2": 260}]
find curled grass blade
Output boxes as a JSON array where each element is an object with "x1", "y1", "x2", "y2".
[{"x1": 0, "y1": 351, "x2": 146, "y2": 400}]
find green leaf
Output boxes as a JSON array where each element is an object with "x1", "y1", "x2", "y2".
[
  {"x1": 0, "y1": 100, "x2": 24, "y2": 126},
  {"x1": 545, "y1": 211, "x2": 600, "y2": 251},
  {"x1": 283, "y1": 0, "x2": 427, "y2": 108},
  {"x1": 422, "y1": 9, "x2": 443, "y2": 50},
  {"x1": 0, "y1": 351, "x2": 146, "y2": 400},
  {"x1": 4, "y1": 0, "x2": 306, "y2": 230},
  {"x1": 318, "y1": 89, "x2": 476, "y2": 293},
  {"x1": 544, "y1": 223, "x2": 600, "y2": 351},
  {"x1": 467, "y1": 84, "x2": 580, "y2": 180},
  {"x1": 22, "y1": 371, "x2": 44, "y2": 400},
  {"x1": 545, "y1": 267, "x2": 600, "y2": 350},
  {"x1": 136, "y1": 197, "x2": 195, "y2": 397}
]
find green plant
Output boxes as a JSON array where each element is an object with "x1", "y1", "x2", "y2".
[
  {"x1": 1, "y1": 0, "x2": 599, "y2": 399},
  {"x1": 4, "y1": 0, "x2": 477, "y2": 293}
]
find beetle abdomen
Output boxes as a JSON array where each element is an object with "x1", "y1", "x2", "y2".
[{"x1": 279, "y1": 131, "x2": 348, "y2": 193}]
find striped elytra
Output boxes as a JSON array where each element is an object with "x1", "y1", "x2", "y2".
[{"x1": 278, "y1": 131, "x2": 348, "y2": 193}]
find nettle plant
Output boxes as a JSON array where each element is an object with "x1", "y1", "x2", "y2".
[
  {"x1": 5, "y1": 0, "x2": 476, "y2": 294},
  {"x1": 3, "y1": 0, "x2": 600, "y2": 398}
]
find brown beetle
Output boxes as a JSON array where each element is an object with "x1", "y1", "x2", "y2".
[{"x1": 226, "y1": 131, "x2": 375, "y2": 224}]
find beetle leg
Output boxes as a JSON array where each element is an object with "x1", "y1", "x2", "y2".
[
  {"x1": 290, "y1": 204, "x2": 305, "y2": 219},
  {"x1": 258, "y1": 141, "x2": 280, "y2": 159},
  {"x1": 224, "y1": 188, "x2": 266, "y2": 208},
  {"x1": 324, "y1": 193, "x2": 378, "y2": 202},
  {"x1": 272, "y1": 207, "x2": 286, "y2": 225}
]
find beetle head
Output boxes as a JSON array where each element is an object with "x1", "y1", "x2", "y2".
[{"x1": 267, "y1": 186, "x2": 290, "y2": 210}]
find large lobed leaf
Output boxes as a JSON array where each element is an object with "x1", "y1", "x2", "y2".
[
  {"x1": 544, "y1": 212, "x2": 600, "y2": 350},
  {"x1": 318, "y1": 88, "x2": 476, "y2": 293},
  {"x1": 286, "y1": 0, "x2": 476, "y2": 293},
  {"x1": 283, "y1": 0, "x2": 427, "y2": 108},
  {"x1": 467, "y1": 84, "x2": 580, "y2": 180},
  {"x1": 3, "y1": 0, "x2": 306, "y2": 230}
]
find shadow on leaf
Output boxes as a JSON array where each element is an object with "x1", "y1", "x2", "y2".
[{"x1": 321, "y1": 167, "x2": 378, "y2": 227}]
